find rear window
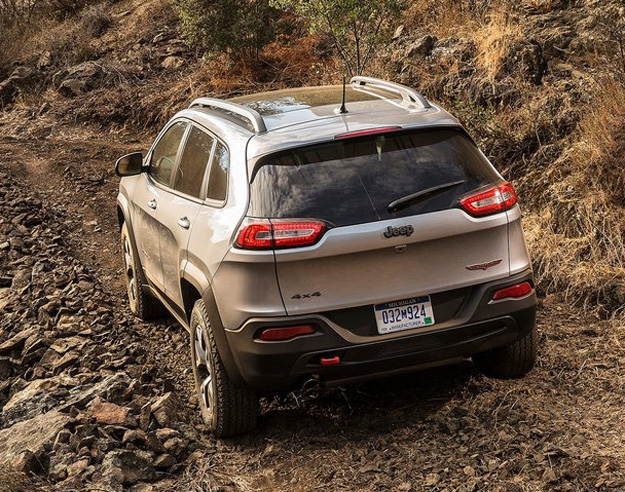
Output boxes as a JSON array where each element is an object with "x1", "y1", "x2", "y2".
[{"x1": 248, "y1": 128, "x2": 501, "y2": 227}]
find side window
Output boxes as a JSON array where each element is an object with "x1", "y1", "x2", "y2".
[
  {"x1": 173, "y1": 126, "x2": 215, "y2": 199},
  {"x1": 207, "y1": 141, "x2": 229, "y2": 202},
  {"x1": 150, "y1": 121, "x2": 187, "y2": 186}
]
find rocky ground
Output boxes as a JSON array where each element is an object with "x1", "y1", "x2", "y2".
[{"x1": 0, "y1": 134, "x2": 624, "y2": 491}]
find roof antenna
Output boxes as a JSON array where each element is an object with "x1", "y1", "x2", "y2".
[{"x1": 338, "y1": 75, "x2": 348, "y2": 114}]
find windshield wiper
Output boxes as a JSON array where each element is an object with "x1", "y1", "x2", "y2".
[{"x1": 387, "y1": 180, "x2": 466, "y2": 213}]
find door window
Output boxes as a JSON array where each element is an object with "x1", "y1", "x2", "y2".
[
  {"x1": 150, "y1": 121, "x2": 188, "y2": 186},
  {"x1": 173, "y1": 126, "x2": 215, "y2": 199},
  {"x1": 206, "y1": 141, "x2": 229, "y2": 202}
]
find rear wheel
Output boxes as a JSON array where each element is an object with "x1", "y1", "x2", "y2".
[
  {"x1": 473, "y1": 325, "x2": 538, "y2": 379},
  {"x1": 190, "y1": 299, "x2": 258, "y2": 437},
  {"x1": 120, "y1": 222, "x2": 164, "y2": 320}
]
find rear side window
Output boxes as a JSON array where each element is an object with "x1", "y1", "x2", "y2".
[
  {"x1": 150, "y1": 121, "x2": 187, "y2": 186},
  {"x1": 248, "y1": 128, "x2": 501, "y2": 226},
  {"x1": 206, "y1": 141, "x2": 229, "y2": 202},
  {"x1": 173, "y1": 126, "x2": 215, "y2": 198}
]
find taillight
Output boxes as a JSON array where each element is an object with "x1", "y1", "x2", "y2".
[
  {"x1": 259, "y1": 325, "x2": 316, "y2": 341},
  {"x1": 460, "y1": 182, "x2": 517, "y2": 217},
  {"x1": 236, "y1": 219, "x2": 326, "y2": 249},
  {"x1": 236, "y1": 222, "x2": 273, "y2": 249},
  {"x1": 492, "y1": 282, "x2": 532, "y2": 301}
]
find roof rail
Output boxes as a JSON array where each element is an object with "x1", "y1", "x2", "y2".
[
  {"x1": 189, "y1": 97, "x2": 267, "y2": 133},
  {"x1": 350, "y1": 76, "x2": 431, "y2": 109}
]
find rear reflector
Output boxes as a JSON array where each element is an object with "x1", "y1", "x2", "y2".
[
  {"x1": 460, "y1": 182, "x2": 517, "y2": 217},
  {"x1": 259, "y1": 325, "x2": 316, "y2": 341},
  {"x1": 237, "y1": 220, "x2": 326, "y2": 249},
  {"x1": 320, "y1": 356, "x2": 340, "y2": 366},
  {"x1": 334, "y1": 126, "x2": 402, "y2": 140},
  {"x1": 492, "y1": 282, "x2": 532, "y2": 301}
]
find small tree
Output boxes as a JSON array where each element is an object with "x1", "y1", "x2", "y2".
[
  {"x1": 173, "y1": 0, "x2": 279, "y2": 58},
  {"x1": 270, "y1": 0, "x2": 406, "y2": 76}
]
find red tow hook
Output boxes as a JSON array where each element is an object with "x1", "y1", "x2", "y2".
[{"x1": 320, "y1": 356, "x2": 340, "y2": 366}]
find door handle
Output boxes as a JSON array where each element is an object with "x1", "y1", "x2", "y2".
[
  {"x1": 148, "y1": 199, "x2": 157, "y2": 210},
  {"x1": 178, "y1": 217, "x2": 191, "y2": 230}
]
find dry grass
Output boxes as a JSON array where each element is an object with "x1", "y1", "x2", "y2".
[
  {"x1": 405, "y1": 0, "x2": 479, "y2": 39},
  {"x1": 475, "y1": 7, "x2": 524, "y2": 82},
  {"x1": 524, "y1": 80, "x2": 625, "y2": 316}
]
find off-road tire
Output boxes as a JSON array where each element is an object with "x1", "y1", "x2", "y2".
[
  {"x1": 190, "y1": 299, "x2": 258, "y2": 437},
  {"x1": 473, "y1": 325, "x2": 538, "y2": 379},
  {"x1": 120, "y1": 222, "x2": 164, "y2": 320}
]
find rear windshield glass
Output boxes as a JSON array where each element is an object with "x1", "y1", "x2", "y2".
[{"x1": 248, "y1": 128, "x2": 501, "y2": 227}]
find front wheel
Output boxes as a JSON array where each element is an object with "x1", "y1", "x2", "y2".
[
  {"x1": 190, "y1": 299, "x2": 258, "y2": 437},
  {"x1": 473, "y1": 325, "x2": 538, "y2": 379}
]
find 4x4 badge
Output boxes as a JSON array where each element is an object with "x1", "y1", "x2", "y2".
[
  {"x1": 384, "y1": 225, "x2": 414, "y2": 238},
  {"x1": 466, "y1": 259, "x2": 502, "y2": 271}
]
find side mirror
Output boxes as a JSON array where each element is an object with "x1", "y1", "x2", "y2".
[{"x1": 115, "y1": 152, "x2": 144, "y2": 177}]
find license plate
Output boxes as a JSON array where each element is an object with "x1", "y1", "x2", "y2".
[{"x1": 374, "y1": 296, "x2": 435, "y2": 334}]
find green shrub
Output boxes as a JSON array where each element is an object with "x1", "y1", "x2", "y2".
[
  {"x1": 270, "y1": 0, "x2": 406, "y2": 76},
  {"x1": 172, "y1": 0, "x2": 279, "y2": 57}
]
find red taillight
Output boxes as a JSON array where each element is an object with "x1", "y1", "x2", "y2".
[
  {"x1": 236, "y1": 222, "x2": 273, "y2": 249},
  {"x1": 460, "y1": 182, "x2": 517, "y2": 217},
  {"x1": 236, "y1": 220, "x2": 326, "y2": 249},
  {"x1": 492, "y1": 282, "x2": 532, "y2": 301},
  {"x1": 259, "y1": 325, "x2": 316, "y2": 341},
  {"x1": 334, "y1": 126, "x2": 402, "y2": 140}
]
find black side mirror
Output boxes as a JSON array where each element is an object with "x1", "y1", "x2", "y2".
[{"x1": 115, "y1": 152, "x2": 144, "y2": 177}]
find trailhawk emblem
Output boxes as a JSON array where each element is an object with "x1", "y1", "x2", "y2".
[
  {"x1": 384, "y1": 225, "x2": 414, "y2": 238},
  {"x1": 466, "y1": 259, "x2": 503, "y2": 271}
]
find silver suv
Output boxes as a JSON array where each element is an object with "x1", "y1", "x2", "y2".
[{"x1": 115, "y1": 77, "x2": 537, "y2": 437}]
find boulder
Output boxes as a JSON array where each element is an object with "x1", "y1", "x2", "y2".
[
  {"x1": 89, "y1": 397, "x2": 136, "y2": 427},
  {"x1": 150, "y1": 392, "x2": 180, "y2": 428},
  {"x1": 406, "y1": 35, "x2": 437, "y2": 58},
  {"x1": 58, "y1": 79, "x2": 87, "y2": 97},
  {"x1": 0, "y1": 66, "x2": 38, "y2": 106},
  {"x1": 101, "y1": 450, "x2": 156, "y2": 485},
  {"x1": 0, "y1": 410, "x2": 71, "y2": 472}
]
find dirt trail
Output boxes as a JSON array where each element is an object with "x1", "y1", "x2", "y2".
[{"x1": 1, "y1": 134, "x2": 625, "y2": 491}]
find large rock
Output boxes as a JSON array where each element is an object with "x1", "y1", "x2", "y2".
[
  {"x1": 100, "y1": 450, "x2": 156, "y2": 485},
  {"x1": 53, "y1": 61, "x2": 106, "y2": 97},
  {"x1": 1, "y1": 374, "x2": 133, "y2": 427},
  {"x1": 0, "y1": 66, "x2": 38, "y2": 106},
  {"x1": 0, "y1": 410, "x2": 71, "y2": 472},
  {"x1": 0, "y1": 327, "x2": 37, "y2": 355},
  {"x1": 58, "y1": 79, "x2": 87, "y2": 97},
  {"x1": 406, "y1": 35, "x2": 437, "y2": 58},
  {"x1": 150, "y1": 392, "x2": 180, "y2": 428},
  {"x1": 89, "y1": 397, "x2": 136, "y2": 427},
  {"x1": 1, "y1": 376, "x2": 75, "y2": 427}
]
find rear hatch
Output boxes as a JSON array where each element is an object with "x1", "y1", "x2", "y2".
[{"x1": 242, "y1": 127, "x2": 513, "y2": 330}]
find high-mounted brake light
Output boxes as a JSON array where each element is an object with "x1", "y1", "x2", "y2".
[
  {"x1": 259, "y1": 325, "x2": 316, "y2": 341},
  {"x1": 334, "y1": 126, "x2": 402, "y2": 140},
  {"x1": 492, "y1": 282, "x2": 532, "y2": 301},
  {"x1": 236, "y1": 220, "x2": 326, "y2": 249},
  {"x1": 460, "y1": 182, "x2": 517, "y2": 217}
]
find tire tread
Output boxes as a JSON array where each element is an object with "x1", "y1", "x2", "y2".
[
  {"x1": 192, "y1": 300, "x2": 258, "y2": 437},
  {"x1": 474, "y1": 326, "x2": 538, "y2": 379}
]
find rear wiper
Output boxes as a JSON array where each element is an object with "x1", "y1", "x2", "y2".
[{"x1": 387, "y1": 180, "x2": 466, "y2": 213}]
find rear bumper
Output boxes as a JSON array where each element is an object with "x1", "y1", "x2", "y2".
[{"x1": 223, "y1": 270, "x2": 536, "y2": 392}]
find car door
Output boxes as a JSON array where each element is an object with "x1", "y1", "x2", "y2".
[
  {"x1": 158, "y1": 124, "x2": 216, "y2": 310},
  {"x1": 132, "y1": 120, "x2": 188, "y2": 292},
  {"x1": 187, "y1": 139, "x2": 233, "y2": 282}
]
